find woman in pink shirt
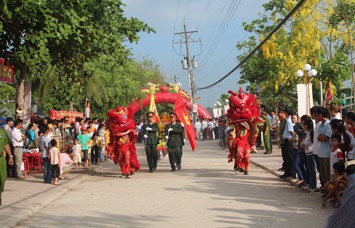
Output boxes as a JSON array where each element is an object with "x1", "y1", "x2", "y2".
[{"x1": 60, "y1": 149, "x2": 73, "y2": 180}]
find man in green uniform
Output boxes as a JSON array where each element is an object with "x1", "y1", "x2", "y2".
[
  {"x1": 261, "y1": 112, "x2": 272, "y2": 154},
  {"x1": 143, "y1": 112, "x2": 160, "y2": 172},
  {"x1": 165, "y1": 112, "x2": 184, "y2": 172},
  {"x1": 0, "y1": 128, "x2": 14, "y2": 206}
]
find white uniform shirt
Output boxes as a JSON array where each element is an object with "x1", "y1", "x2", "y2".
[{"x1": 11, "y1": 128, "x2": 24, "y2": 147}]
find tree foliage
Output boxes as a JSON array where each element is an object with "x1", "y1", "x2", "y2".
[
  {"x1": 0, "y1": 0, "x2": 155, "y2": 116},
  {"x1": 236, "y1": 0, "x2": 352, "y2": 108}
]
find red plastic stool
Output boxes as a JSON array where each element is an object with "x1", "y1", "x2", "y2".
[{"x1": 31, "y1": 153, "x2": 43, "y2": 170}]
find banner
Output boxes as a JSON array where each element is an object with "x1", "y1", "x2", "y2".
[
  {"x1": 174, "y1": 89, "x2": 197, "y2": 151},
  {"x1": 49, "y1": 110, "x2": 84, "y2": 123},
  {"x1": 0, "y1": 58, "x2": 14, "y2": 83}
]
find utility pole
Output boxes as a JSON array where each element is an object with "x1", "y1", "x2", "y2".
[
  {"x1": 174, "y1": 21, "x2": 200, "y2": 124},
  {"x1": 170, "y1": 74, "x2": 181, "y2": 84}
]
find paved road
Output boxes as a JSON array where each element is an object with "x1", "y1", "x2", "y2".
[{"x1": 15, "y1": 140, "x2": 332, "y2": 228}]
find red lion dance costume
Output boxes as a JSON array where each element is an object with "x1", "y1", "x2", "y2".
[
  {"x1": 227, "y1": 88, "x2": 260, "y2": 175},
  {"x1": 106, "y1": 106, "x2": 140, "y2": 178}
]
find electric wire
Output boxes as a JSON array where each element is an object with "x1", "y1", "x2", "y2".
[
  {"x1": 196, "y1": 0, "x2": 307, "y2": 90},
  {"x1": 196, "y1": 0, "x2": 212, "y2": 29},
  {"x1": 200, "y1": 0, "x2": 237, "y2": 64},
  {"x1": 170, "y1": 0, "x2": 181, "y2": 77},
  {"x1": 184, "y1": 0, "x2": 191, "y2": 20},
  {"x1": 198, "y1": 0, "x2": 241, "y2": 70},
  {"x1": 197, "y1": 32, "x2": 249, "y2": 77},
  {"x1": 173, "y1": 0, "x2": 180, "y2": 32}
]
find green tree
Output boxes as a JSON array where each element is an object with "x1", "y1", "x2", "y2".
[
  {"x1": 0, "y1": 0, "x2": 154, "y2": 117},
  {"x1": 328, "y1": 0, "x2": 355, "y2": 107},
  {"x1": 236, "y1": 0, "x2": 352, "y2": 109}
]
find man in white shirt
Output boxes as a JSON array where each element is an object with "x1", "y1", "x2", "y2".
[
  {"x1": 11, "y1": 119, "x2": 25, "y2": 179},
  {"x1": 92, "y1": 118, "x2": 99, "y2": 130},
  {"x1": 194, "y1": 119, "x2": 202, "y2": 141}
]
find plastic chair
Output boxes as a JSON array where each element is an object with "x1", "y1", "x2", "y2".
[{"x1": 31, "y1": 153, "x2": 43, "y2": 170}]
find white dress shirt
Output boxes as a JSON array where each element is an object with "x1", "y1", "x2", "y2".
[{"x1": 11, "y1": 128, "x2": 24, "y2": 147}]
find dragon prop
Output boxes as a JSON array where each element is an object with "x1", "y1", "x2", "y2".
[
  {"x1": 226, "y1": 88, "x2": 260, "y2": 174},
  {"x1": 106, "y1": 106, "x2": 140, "y2": 177}
]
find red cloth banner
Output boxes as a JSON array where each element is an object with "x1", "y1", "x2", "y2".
[
  {"x1": 0, "y1": 58, "x2": 15, "y2": 83},
  {"x1": 174, "y1": 89, "x2": 197, "y2": 151},
  {"x1": 49, "y1": 110, "x2": 84, "y2": 123}
]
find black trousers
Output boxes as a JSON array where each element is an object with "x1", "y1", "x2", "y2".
[
  {"x1": 91, "y1": 145, "x2": 100, "y2": 164},
  {"x1": 145, "y1": 144, "x2": 158, "y2": 171},
  {"x1": 168, "y1": 146, "x2": 182, "y2": 170},
  {"x1": 281, "y1": 139, "x2": 295, "y2": 177}
]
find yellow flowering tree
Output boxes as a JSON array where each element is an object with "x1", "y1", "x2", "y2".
[{"x1": 237, "y1": 0, "x2": 352, "y2": 109}]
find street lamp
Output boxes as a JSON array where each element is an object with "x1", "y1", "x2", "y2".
[
  {"x1": 296, "y1": 64, "x2": 317, "y2": 116},
  {"x1": 214, "y1": 101, "x2": 222, "y2": 117}
]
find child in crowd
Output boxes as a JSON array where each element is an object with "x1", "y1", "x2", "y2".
[
  {"x1": 77, "y1": 126, "x2": 90, "y2": 169},
  {"x1": 89, "y1": 134, "x2": 102, "y2": 165},
  {"x1": 60, "y1": 148, "x2": 73, "y2": 180},
  {"x1": 104, "y1": 126, "x2": 110, "y2": 160},
  {"x1": 64, "y1": 135, "x2": 73, "y2": 151},
  {"x1": 98, "y1": 124, "x2": 106, "y2": 162},
  {"x1": 87, "y1": 121, "x2": 96, "y2": 138},
  {"x1": 300, "y1": 117, "x2": 317, "y2": 192},
  {"x1": 72, "y1": 138, "x2": 82, "y2": 169},
  {"x1": 322, "y1": 161, "x2": 347, "y2": 208},
  {"x1": 330, "y1": 134, "x2": 344, "y2": 181},
  {"x1": 48, "y1": 139, "x2": 61, "y2": 185}
]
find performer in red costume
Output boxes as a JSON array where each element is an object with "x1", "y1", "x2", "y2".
[
  {"x1": 227, "y1": 88, "x2": 260, "y2": 175},
  {"x1": 228, "y1": 121, "x2": 251, "y2": 175},
  {"x1": 106, "y1": 106, "x2": 140, "y2": 178}
]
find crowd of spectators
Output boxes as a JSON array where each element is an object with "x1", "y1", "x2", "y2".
[{"x1": 3, "y1": 116, "x2": 110, "y2": 184}]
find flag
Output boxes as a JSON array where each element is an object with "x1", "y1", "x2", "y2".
[
  {"x1": 327, "y1": 88, "x2": 333, "y2": 102},
  {"x1": 85, "y1": 99, "x2": 91, "y2": 119},
  {"x1": 174, "y1": 89, "x2": 197, "y2": 151},
  {"x1": 149, "y1": 93, "x2": 161, "y2": 124}
]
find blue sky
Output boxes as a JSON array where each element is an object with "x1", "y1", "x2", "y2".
[{"x1": 123, "y1": 0, "x2": 269, "y2": 108}]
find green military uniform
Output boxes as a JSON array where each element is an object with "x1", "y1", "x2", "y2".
[
  {"x1": 0, "y1": 128, "x2": 10, "y2": 205},
  {"x1": 262, "y1": 117, "x2": 271, "y2": 154},
  {"x1": 143, "y1": 122, "x2": 160, "y2": 172},
  {"x1": 165, "y1": 121, "x2": 184, "y2": 171}
]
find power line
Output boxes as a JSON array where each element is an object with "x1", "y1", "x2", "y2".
[
  {"x1": 170, "y1": 0, "x2": 181, "y2": 78},
  {"x1": 196, "y1": 0, "x2": 307, "y2": 91},
  {"x1": 184, "y1": 0, "x2": 191, "y2": 20},
  {"x1": 173, "y1": 0, "x2": 180, "y2": 31},
  {"x1": 196, "y1": 0, "x2": 212, "y2": 29},
  {"x1": 198, "y1": 0, "x2": 241, "y2": 69},
  {"x1": 197, "y1": 31, "x2": 249, "y2": 77}
]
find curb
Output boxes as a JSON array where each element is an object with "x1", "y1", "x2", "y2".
[
  {"x1": 250, "y1": 160, "x2": 281, "y2": 177},
  {"x1": 0, "y1": 174, "x2": 88, "y2": 228},
  {"x1": 250, "y1": 160, "x2": 296, "y2": 185}
]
